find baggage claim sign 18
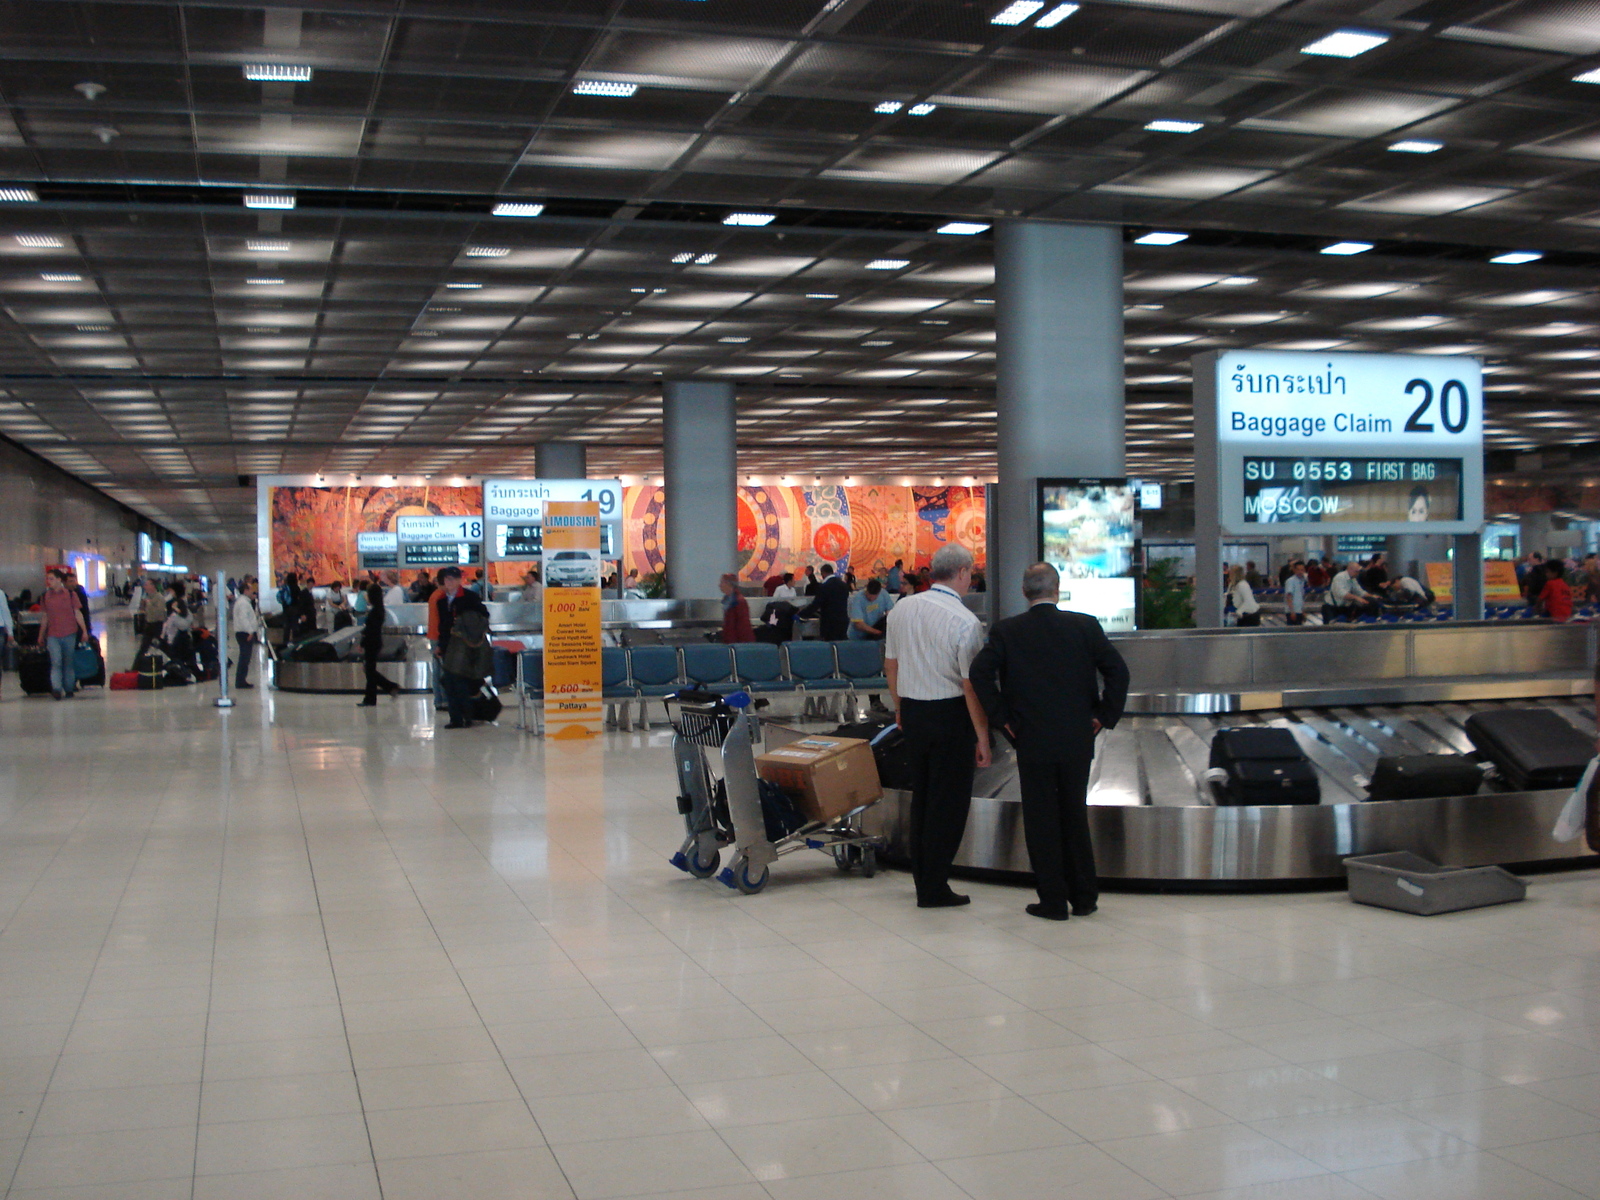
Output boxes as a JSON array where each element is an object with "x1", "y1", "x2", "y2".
[{"x1": 1195, "y1": 349, "x2": 1484, "y2": 536}]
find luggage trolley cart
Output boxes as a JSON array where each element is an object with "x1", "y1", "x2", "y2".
[{"x1": 666, "y1": 689, "x2": 885, "y2": 895}]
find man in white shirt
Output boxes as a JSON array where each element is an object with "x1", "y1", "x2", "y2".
[
  {"x1": 382, "y1": 571, "x2": 407, "y2": 609},
  {"x1": 771, "y1": 572, "x2": 799, "y2": 600},
  {"x1": 1284, "y1": 561, "x2": 1308, "y2": 626},
  {"x1": 232, "y1": 579, "x2": 260, "y2": 690},
  {"x1": 884, "y1": 543, "x2": 990, "y2": 909},
  {"x1": 1329, "y1": 562, "x2": 1379, "y2": 618}
]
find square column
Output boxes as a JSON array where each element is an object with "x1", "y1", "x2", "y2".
[{"x1": 662, "y1": 380, "x2": 737, "y2": 599}]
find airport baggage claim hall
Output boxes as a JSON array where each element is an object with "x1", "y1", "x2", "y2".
[{"x1": 1, "y1": 2, "x2": 1599, "y2": 1198}]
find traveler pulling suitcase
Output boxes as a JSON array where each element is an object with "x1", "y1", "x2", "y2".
[
  {"x1": 1367, "y1": 754, "x2": 1484, "y2": 801},
  {"x1": 1208, "y1": 726, "x2": 1321, "y2": 806},
  {"x1": 1465, "y1": 708, "x2": 1592, "y2": 791}
]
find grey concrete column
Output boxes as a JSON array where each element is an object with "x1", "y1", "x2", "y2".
[
  {"x1": 1388, "y1": 533, "x2": 1449, "y2": 581},
  {"x1": 994, "y1": 221, "x2": 1125, "y2": 621},
  {"x1": 662, "y1": 380, "x2": 737, "y2": 599},
  {"x1": 535, "y1": 441, "x2": 587, "y2": 479},
  {"x1": 1453, "y1": 534, "x2": 1485, "y2": 620},
  {"x1": 1518, "y1": 512, "x2": 1553, "y2": 559}
]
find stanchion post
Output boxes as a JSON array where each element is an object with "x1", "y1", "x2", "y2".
[{"x1": 214, "y1": 571, "x2": 235, "y2": 709}]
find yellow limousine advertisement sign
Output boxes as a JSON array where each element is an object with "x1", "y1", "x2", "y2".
[{"x1": 542, "y1": 500, "x2": 603, "y2": 739}]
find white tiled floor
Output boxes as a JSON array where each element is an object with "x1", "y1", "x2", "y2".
[{"x1": 0, "y1": 662, "x2": 1597, "y2": 1199}]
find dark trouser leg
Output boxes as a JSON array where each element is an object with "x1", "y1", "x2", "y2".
[
  {"x1": 1018, "y1": 760, "x2": 1098, "y2": 911},
  {"x1": 901, "y1": 697, "x2": 976, "y2": 903},
  {"x1": 443, "y1": 671, "x2": 474, "y2": 725},
  {"x1": 235, "y1": 632, "x2": 252, "y2": 687},
  {"x1": 132, "y1": 629, "x2": 158, "y2": 667},
  {"x1": 363, "y1": 644, "x2": 396, "y2": 702},
  {"x1": 1058, "y1": 761, "x2": 1098, "y2": 911}
]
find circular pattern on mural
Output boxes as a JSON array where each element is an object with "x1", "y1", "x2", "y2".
[
  {"x1": 813, "y1": 522, "x2": 850, "y2": 563},
  {"x1": 849, "y1": 508, "x2": 885, "y2": 573},
  {"x1": 947, "y1": 493, "x2": 987, "y2": 554},
  {"x1": 738, "y1": 486, "x2": 784, "y2": 580},
  {"x1": 633, "y1": 487, "x2": 667, "y2": 576}
]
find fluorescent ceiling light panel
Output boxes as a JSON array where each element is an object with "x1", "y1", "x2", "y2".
[
  {"x1": 0, "y1": 188, "x2": 39, "y2": 202},
  {"x1": 937, "y1": 222, "x2": 990, "y2": 235},
  {"x1": 718, "y1": 336, "x2": 750, "y2": 343},
  {"x1": 1491, "y1": 251, "x2": 1542, "y2": 264},
  {"x1": 245, "y1": 278, "x2": 284, "y2": 285},
  {"x1": 1301, "y1": 28, "x2": 1389, "y2": 57},
  {"x1": 243, "y1": 193, "x2": 295, "y2": 209},
  {"x1": 806, "y1": 293, "x2": 838, "y2": 299},
  {"x1": 866, "y1": 259, "x2": 911, "y2": 269},
  {"x1": 1573, "y1": 67, "x2": 1600, "y2": 84},
  {"x1": 908, "y1": 103, "x2": 937, "y2": 115},
  {"x1": 671, "y1": 252, "x2": 693, "y2": 263},
  {"x1": 246, "y1": 239, "x2": 290, "y2": 252},
  {"x1": 1216, "y1": 276, "x2": 1257, "y2": 286},
  {"x1": 1389, "y1": 140, "x2": 1442, "y2": 153},
  {"x1": 464, "y1": 246, "x2": 509, "y2": 257},
  {"x1": 15, "y1": 234, "x2": 62, "y2": 247},
  {"x1": 1036, "y1": 3, "x2": 1080, "y2": 28},
  {"x1": 242, "y1": 63, "x2": 313, "y2": 82},
  {"x1": 40, "y1": 272, "x2": 81, "y2": 282},
  {"x1": 1134, "y1": 231, "x2": 1188, "y2": 245},
  {"x1": 723, "y1": 212, "x2": 775, "y2": 226},
  {"x1": 991, "y1": 1, "x2": 1045, "y2": 24},
  {"x1": 694, "y1": 253, "x2": 717, "y2": 264},
  {"x1": 572, "y1": 80, "x2": 637, "y2": 97},
  {"x1": 1145, "y1": 119, "x2": 1203, "y2": 133},
  {"x1": 1321, "y1": 241, "x2": 1373, "y2": 255},
  {"x1": 874, "y1": 101, "x2": 903, "y2": 114},
  {"x1": 445, "y1": 282, "x2": 482, "y2": 289},
  {"x1": 491, "y1": 202, "x2": 544, "y2": 217}
]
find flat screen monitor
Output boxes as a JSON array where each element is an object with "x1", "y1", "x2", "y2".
[{"x1": 1037, "y1": 478, "x2": 1137, "y2": 632}]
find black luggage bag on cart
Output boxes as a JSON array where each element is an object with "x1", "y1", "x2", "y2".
[
  {"x1": 1464, "y1": 708, "x2": 1593, "y2": 791},
  {"x1": 18, "y1": 647, "x2": 52, "y2": 696},
  {"x1": 832, "y1": 718, "x2": 913, "y2": 790},
  {"x1": 1367, "y1": 754, "x2": 1484, "y2": 801},
  {"x1": 1209, "y1": 726, "x2": 1321, "y2": 806}
]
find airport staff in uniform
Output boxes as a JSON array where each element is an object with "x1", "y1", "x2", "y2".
[
  {"x1": 884, "y1": 543, "x2": 989, "y2": 908},
  {"x1": 969, "y1": 563, "x2": 1130, "y2": 921}
]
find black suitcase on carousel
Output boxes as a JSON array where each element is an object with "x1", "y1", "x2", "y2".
[
  {"x1": 1367, "y1": 754, "x2": 1484, "y2": 801},
  {"x1": 1464, "y1": 708, "x2": 1592, "y2": 791},
  {"x1": 18, "y1": 648, "x2": 52, "y2": 695},
  {"x1": 1209, "y1": 726, "x2": 1321, "y2": 806}
]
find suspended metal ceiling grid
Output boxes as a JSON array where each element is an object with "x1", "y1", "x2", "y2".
[{"x1": 0, "y1": 0, "x2": 1598, "y2": 546}]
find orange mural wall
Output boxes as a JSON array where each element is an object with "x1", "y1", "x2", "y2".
[{"x1": 621, "y1": 484, "x2": 987, "y2": 584}]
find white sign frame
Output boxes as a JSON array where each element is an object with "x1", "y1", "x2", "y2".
[
  {"x1": 356, "y1": 531, "x2": 398, "y2": 552},
  {"x1": 396, "y1": 514, "x2": 484, "y2": 543},
  {"x1": 483, "y1": 479, "x2": 622, "y2": 564}
]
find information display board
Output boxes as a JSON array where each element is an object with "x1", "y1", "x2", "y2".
[
  {"x1": 1200, "y1": 350, "x2": 1483, "y2": 536},
  {"x1": 1037, "y1": 478, "x2": 1137, "y2": 632},
  {"x1": 356, "y1": 531, "x2": 398, "y2": 571},
  {"x1": 484, "y1": 478, "x2": 622, "y2": 563},
  {"x1": 542, "y1": 501, "x2": 604, "y2": 739},
  {"x1": 396, "y1": 514, "x2": 482, "y2": 569}
]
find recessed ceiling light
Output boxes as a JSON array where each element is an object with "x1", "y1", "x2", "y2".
[
  {"x1": 242, "y1": 63, "x2": 313, "y2": 82},
  {"x1": 866, "y1": 259, "x2": 910, "y2": 270},
  {"x1": 40, "y1": 272, "x2": 80, "y2": 282},
  {"x1": 1389, "y1": 140, "x2": 1442, "y2": 153},
  {"x1": 724, "y1": 212, "x2": 775, "y2": 226},
  {"x1": 1025, "y1": 2, "x2": 1076, "y2": 29},
  {"x1": 718, "y1": 336, "x2": 751, "y2": 343},
  {"x1": 908, "y1": 103, "x2": 937, "y2": 115},
  {"x1": 0, "y1": 188, "x2": 38, "y2": 203},
  {"x1": 1145, "y1": 119, "x2": 1203, "y2": 133},
  {"x1": 445, "y1": 282, "x2": 482, "y2": 289},
  {"x1": 874, "y1": 100, "x2": 903, "y2": 114},
  {"x1": 491, "y1": 202, "x2": 544, "y2": 217},
  {"x1": 806, "y1": 293, "x2": 838, "y2": 299},
  {"x1": 246, "y1": 239, "x2": 290, "y2": 252},
  {"x1": 1216, "y1": 276, "x2": 1257, "y2": 286},
  {"x1": 671, "y1": 253, "x2": 694, "y2": 263},
  {"x1": 572, "y1": 80, "x2": 638, "y2": 97},
  {"x1": 15, "y1": 234, "x2": 61, "y2": 248},
  {"x1": 1321, "y1": 241, "x2": 1373, "y2": 255},
  {"x1": 1134, "y1": 232, "x2": 1188, "y2": 245},
  {"x1": 76, "y1": 324, "x2": 111, "y2": 331},
  {"x1": 973, "y1": 298, "x2": 995, "y2": 304},
  {"x1": 937, "y1": 222, "x2": 990, "y2": 235},
  {"x1": 864, "y1": 340, "x2": 893, "y2": 346},
  {"x1": 1491, "y1": 251, "x2": 1543, "y2": 265},
  {"x1": 991, "y1": 1, "x2": 1045, "y2": 24},
  {"x1": 245, "y1": 278, "x2": 284, "y2": 285},
  {"x1": 243, "y1": 193, "x2": 295, "y2": 210},
  {"x1": 1573, "y1": 67, "x2": 1600, "y2": 84},
  {"x1": 1301, "y1": 28, "x2": 1389, "y2": 57},
  {"x1": 694, "y1": 253, "x2": 717, "y2": 264},
  {"x1": 464, "y1": 246, "x2": 509, "y2": 257}
]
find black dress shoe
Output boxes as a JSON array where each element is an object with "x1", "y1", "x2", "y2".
[
  {"x1": 237, "y1": 682, "x2": 254, "y2": 689},
  {"x1": 917, "y1": 892, "x2": 971, "y2": 909},
  {"x1": 444, "y1": 720, "x2": 467, "y2": 728},
  {"x1": 357, "y1": 700, "x2": 378, "y2": 707},
  {"x1": 1071, "y1": 904, "x2": 1098, "y2": 917},
  {"x1": 1027, "y1": 903, "x2": 1070, "y2": 921}
]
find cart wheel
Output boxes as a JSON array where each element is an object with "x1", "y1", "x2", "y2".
[
  {"x1": 732, "y1": 857, "x2": 769, "y2": 894},
  {"x1": 832, "y1": 844, "x2": 856, "y2": 872},
  {"x1": 860, "y1": 845, "x2": 877, "y2": 878},
  {"x1": 686, "y1": 846, "x2": 721, "y2": 879}
]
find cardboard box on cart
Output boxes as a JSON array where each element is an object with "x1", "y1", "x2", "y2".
[{"x1": 755, "y1": 736, "x2": 882, "y2": 824}]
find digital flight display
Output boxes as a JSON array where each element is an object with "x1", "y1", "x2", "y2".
[
  {"x1": 1241, "y1": 456, "x2": 1463, "y2": 525},
  {"x1": 401, "y1": 542, "x2": 482, "y2": 567}
]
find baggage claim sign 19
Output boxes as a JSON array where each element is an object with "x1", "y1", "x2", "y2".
[{"x1": 1195, "y1": 349, "x2": 1484, "y2": 536}]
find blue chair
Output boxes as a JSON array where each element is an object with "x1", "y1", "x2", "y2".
[
  {"x1": 628, "y1": 645, "x2": 683, "y2": 728},
  {"x1": 732, "y1": 642, "x2": 797, "y2": 694},
  {"x1": 602, "y1": 646, "x2": 636, "y2": 728},
  {"x1": 682, "y1": 644, "x2": 736, "y2": 693},
  {"x1": 784, "y1": 641, "x2": 849, "y2": 716},
  {"x1": 835, "y1": 640, "x2": 887, "y2": 691}
]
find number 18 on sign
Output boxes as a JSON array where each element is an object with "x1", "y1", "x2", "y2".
[{"x1": 542, "y1": 501, "x2": 604, "y2": 739}]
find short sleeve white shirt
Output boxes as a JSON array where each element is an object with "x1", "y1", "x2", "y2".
[{"x1": 883, "y1": 584, "x2": 984, "y2": 701}]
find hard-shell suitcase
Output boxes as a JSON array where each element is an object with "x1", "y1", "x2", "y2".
[
  {"x1": 19, "y1": 648, "x2": 51, "y2": 695},
  {"x1": 1464, "y1": 708, "x2": 1592, "y2": 791},
  {"x1": 109, "y1": 671, "x2": 139, "y2": 690},
  {"x1": 1367, "y1": 754, "x2": 1484, "y2": 801},
  {"x1": 832, "y1": 718, "x2": 911, "y2": 790},
  {"x1": 1210, "y1": 726, "x2": 1321, "y2": 806}
]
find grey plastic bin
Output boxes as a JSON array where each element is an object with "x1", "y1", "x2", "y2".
[{"x1": 1345, "y1": 852, "x2": 1527, "y2": 916}]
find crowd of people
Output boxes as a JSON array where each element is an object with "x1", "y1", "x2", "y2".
[{"x1": 719, "y1": 558, "x2": 989, "y2": 645}]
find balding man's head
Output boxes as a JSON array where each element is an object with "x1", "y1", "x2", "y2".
[{"x1": 1021, "y1": 563, "x2": 1059, "y2": 602}]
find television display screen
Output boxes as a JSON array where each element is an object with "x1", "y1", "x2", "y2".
[{"x1": 1037, "y1": 479, "x2": 1136, "y2": 632}]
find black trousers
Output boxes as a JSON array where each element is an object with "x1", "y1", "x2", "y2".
[
  {"x1": 900, "y1": 696, "x2": 976, "y2": 903},
  {"x1": 362, "y1": 642, "x2": 399, "y2": 703},
  {"x1": 1236, "y1": 612, "x2": 1261, "y2": 627},
  {"x1": 235, "y1": 632, "x2": 253, "y2": 687},
  {"x1": 442, "y1": 670, "x2": 477, "y2": 725},
  {"x1": 1017, "y1": 758, "x2": 1097, "y2": 912}
]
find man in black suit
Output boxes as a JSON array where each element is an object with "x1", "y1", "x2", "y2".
[
  {"x1": 969, "y1": 562, "x2": 1130, "y2": 921},
  {"x1": 799, "y1": 564, "x2": 850, "y2": 640}
]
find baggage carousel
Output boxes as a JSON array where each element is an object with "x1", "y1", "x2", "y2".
[{"x1": 859, "y1": 621, "x2": 1600, "y2": 887}]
